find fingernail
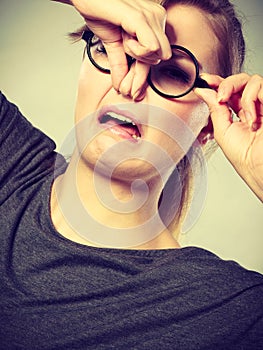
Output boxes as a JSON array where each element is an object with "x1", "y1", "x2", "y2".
[
  {"x1": 119, "y1": 87, "x2": 131, "y2": 98},
  {"x1": 245, "y1": 111, "x2": 252, "y2": 123},
  {"x1": 133, "y1": 89, "x2": 145, "y2": 101},
  {"x1": 153, "y1": 59, "x2": 161, "y2": 65},
  {"x1": 217, "y1": 88, "x2": 225, "y2": 103},
  {"x1": 133, "y1": 90, "x2": 140, "y2": 101}
]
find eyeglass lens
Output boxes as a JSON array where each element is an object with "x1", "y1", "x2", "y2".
[{"x1": 87, "y1": 33, "x2": 199, "y2": 98}]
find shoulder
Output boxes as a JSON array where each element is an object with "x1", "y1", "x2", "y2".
[
  {"x1": 0, "y1": 92, "x2": 67, "y2": 197},
  {"x1": 169, "y1": 247, "x2": 263, "y2": 309},
  {"x1": 177, "y1": 246, "x2": 263, "y2": 282}
]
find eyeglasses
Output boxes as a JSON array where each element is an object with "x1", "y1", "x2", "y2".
[{"x1": 82, "y1": 31, "x2": 210, "y2": 99}]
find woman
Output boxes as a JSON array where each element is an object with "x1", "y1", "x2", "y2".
[{"x1": 0, "y1": 0, "x2": 262, "y2": 349}]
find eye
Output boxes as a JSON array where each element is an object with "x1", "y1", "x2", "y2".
[
  {"x1": 160, "y1": 65, "x2": 191, "y2": 83},
  {"x1": 91, "y1": 36, "x2": 107, "y2": 56},
  {"x1": 96, "y1": 43, "x2": 107, "y2": 55}
]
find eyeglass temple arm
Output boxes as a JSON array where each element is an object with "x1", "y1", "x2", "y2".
[{"x1": 195, "y1": 77, "x2": 213, "y2": 90}]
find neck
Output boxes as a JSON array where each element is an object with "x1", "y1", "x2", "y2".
[{"x1": 51, "y1": 149, "x2": 180, "y2": 249}]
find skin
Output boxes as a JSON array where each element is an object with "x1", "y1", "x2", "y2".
[
  {"x1": 196, "y1": 73, "x2": 263, "y2": 203},
  {"x1": 51, "y1": 4, "x2": 219, "y2": 249},
  {"x1": 74, "y1": 5, "x2": 218, "y2": 161},
  {"x1": 51, "y1": 0, "x2": 263, "y2": 250}
]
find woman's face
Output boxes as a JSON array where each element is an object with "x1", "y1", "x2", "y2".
[{"x1": 74, "y1": 4, "x2": 219, "y2": 182}]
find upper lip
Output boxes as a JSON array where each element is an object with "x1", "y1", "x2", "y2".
[{"x1": 97, "y1": 105, "x2": 143, "y2": 138}]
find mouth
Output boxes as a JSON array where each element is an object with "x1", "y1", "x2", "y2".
[{"x1": 98, "y1": 108, "x2": 142, "y2": 142}]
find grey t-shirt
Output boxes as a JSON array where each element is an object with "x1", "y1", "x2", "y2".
[{"x1": 0, "y1": 92, "x2": 263, "y2": 350}]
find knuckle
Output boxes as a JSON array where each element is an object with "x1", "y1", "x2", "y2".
[
  {"x1": 210, "y1": 104, "x2": 223, "y2": 116},
  {"x1": 139, "y1": 42, "x2": 160, "y2": 55},
  {"x1": 258, "y1": 90, "x2": 263, "y2": 98},
  {"x1": 135, "y1": 11, "x2": 148, "y2": 23},
  {"x1": 148, "y1": 43, "x2": 160, "y2": 53},
  {"x1": 250, "y1": 73, "x2": 262, "y2": 81},
  {"x1": 153, "y1": 3, "x2": 167, "y2": 18},
  {"x1": 224, "y1": 72, "x2": 247, "y2": 84},
  {"x1": 240, "y1": 94, "x2": 250, "y2": 107},
  {"x1": 144, "y1": 2, "x2": 166, "y2": 16},
  {"x1": 237, "y1": 72, "x2": 250, "y2": 80},
  {"x1": 257, "y1": 92, "x2": 263, "y2": 105}
]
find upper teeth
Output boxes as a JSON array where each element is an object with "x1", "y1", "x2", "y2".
[{"x1": 107, "y1": 112, "x2": 136, "y2": 125}]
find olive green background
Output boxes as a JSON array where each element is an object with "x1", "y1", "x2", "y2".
[{"x1": 1, "y1": 0, "x2": 262, "y2": 272}]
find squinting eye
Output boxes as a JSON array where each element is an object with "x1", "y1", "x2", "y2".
[{"x1": 160, "y1": 66, "x2": 191, "y2": 83}]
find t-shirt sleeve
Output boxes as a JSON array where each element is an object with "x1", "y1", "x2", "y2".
[{"x1": 0, "y1": 92, "x2": 65, "y2": 200}]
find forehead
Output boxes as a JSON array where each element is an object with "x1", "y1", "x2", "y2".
[{"x1": 165, "y1": 4, "x2": 219, "y2": 73}]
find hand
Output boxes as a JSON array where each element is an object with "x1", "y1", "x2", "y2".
[
  {"x1": 52, "y1": 0, "x2": 171, "y2": 96},
  {"x1": 195, "y1": 73, "x2": 263, "y2": 202}
]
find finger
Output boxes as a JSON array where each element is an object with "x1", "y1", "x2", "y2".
[
  {"x1": 194, "y1": 87, "x2": 232, "y2": 144},
  {"x1": 216, "y1": 73, "x2": 249, "y2": 103},
  {"x1": 199, "y1": 73, "x2": 224, "y2": 89},
  {"x1": 122, "y1": 28, "x2": 171, "y2": 64},
  {"x1": 141, "y1": 2, "x2": 171, "y2": 61},
  {"x1": 118, "y1": 61, "x2": 150, "y2": 101},
  {"x1": 121, "y1": 3, "x2": 171, "y2": 61},
  {"x1": 132, "y1": 61, "x2": 150, "y2": 100},
  {"x1": 103, "y1": 40, "x2": 129, "y2": 91},
  {"x1": 239, "y1": 75, "x2": 263, "y2": 126},
  {"x1": 154, "y1": 16, "x2": 172, "y2": 61},
  {"x1": 214, "y1": 73, "x2": 250, "y2": 126},
  {"x1": 217, "y1": 73, "x2": 263, "y2": 130},
  {"x1": 123, "y1": 35, "x2": 162, "y2": 65},
  {"x1": 119, "y1": 65, "x2": 136, "y2": 97},
  {"x1": 135, "y1": 23, "x2": 171, "y2": 62}
]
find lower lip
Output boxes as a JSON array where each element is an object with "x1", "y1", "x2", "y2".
[{"x1": 100, "y1": 121, "x2": 140, "y2": 143}]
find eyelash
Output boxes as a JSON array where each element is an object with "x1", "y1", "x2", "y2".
[
  {"x1": 96, "y1": 43, "x2": 107, "y2": 55},
  {"x1": 91, "y1": 38, "x2": 107, "y2": 56},
  {"x1": 160, "y1": 66, "x2": 190, "y2": 83}
]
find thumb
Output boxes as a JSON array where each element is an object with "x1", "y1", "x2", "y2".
[{"x1": 194, "y1": 87, "x2": 233, "y2": 144}]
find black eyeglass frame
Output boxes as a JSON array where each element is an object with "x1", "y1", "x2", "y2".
[{"x1": 82, "y1": 30, "x2": 210, "y2": 99}]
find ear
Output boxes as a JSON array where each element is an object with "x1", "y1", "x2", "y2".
[{"x1": 197, "y1": 116, "x2": 214, "y2": 145}]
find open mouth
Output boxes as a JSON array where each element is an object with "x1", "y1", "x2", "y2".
[{"x1": 99, "y1": 111, "x2": 141, "y2": 141}]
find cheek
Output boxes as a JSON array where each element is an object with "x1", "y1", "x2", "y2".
[
  {"x1": 185, "y1": 101, "x2": 210, "y2": 137},
  {"x1": 143, "y1": 99, "x2": 209, "y2": 166},
  {"x1": 151, "y1": 97, "x2": 209, "y2": 138}
]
